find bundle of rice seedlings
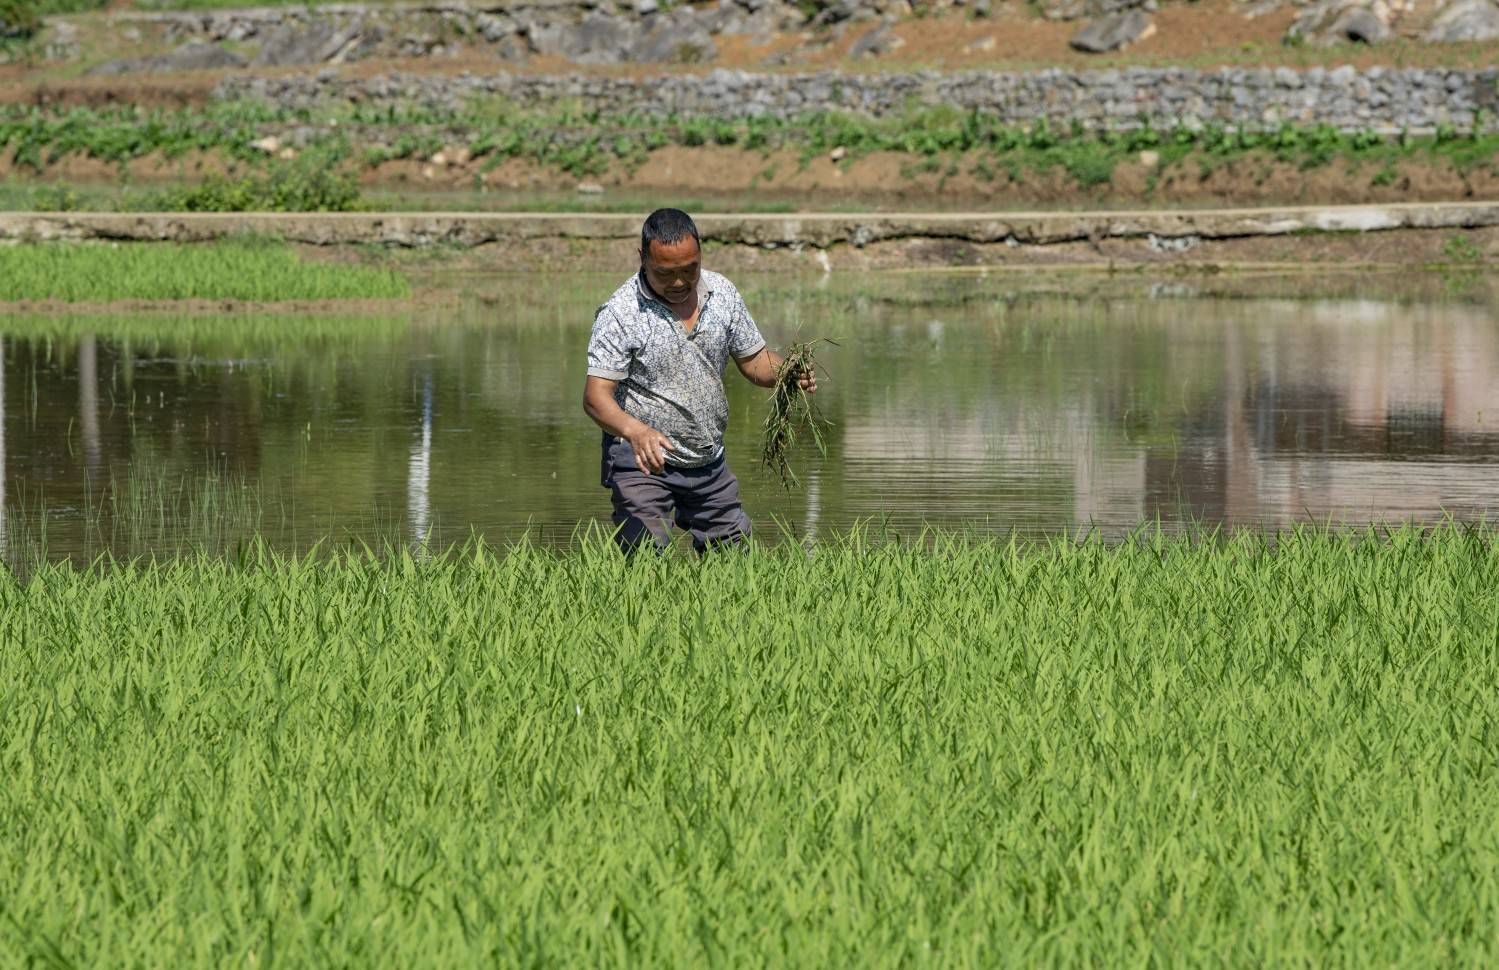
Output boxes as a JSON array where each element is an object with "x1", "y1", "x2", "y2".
[{"x1": 761, "y1": 338, "x2": 834, "y2": 489}]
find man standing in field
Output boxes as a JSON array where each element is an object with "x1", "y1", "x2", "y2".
[{"x1": 583, "y1": 208, "x2": 816, "y2": 552}]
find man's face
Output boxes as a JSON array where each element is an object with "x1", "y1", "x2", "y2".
[{"x1": 641, "y1": 236, "x2": 701, "y2": 307}]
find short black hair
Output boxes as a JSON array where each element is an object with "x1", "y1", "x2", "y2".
[{"x1": 641, "y1": 208, "x2": 700, "y2": 254}]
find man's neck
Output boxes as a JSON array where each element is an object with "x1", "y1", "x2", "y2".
[{"x1": 642, "y1": 274, "x2": 699, "y2": 320}]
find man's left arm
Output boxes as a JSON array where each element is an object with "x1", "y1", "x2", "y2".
[
  {"x1": 728, "y1": 296, "x2": 816, "y2": 392},
  {"x1": 733, "y1": 347, "x2": 817, "y2": 393}
]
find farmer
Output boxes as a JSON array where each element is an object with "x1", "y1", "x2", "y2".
[{"x1": 583, "y1": 207, "x2": 816, "y2": 552}]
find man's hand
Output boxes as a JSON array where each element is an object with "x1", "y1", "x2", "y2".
[
  {"x1": 625, "y1": 423, "x2": 674, "y2": 474},
  {"x1": 734, "y1": 347, "x2": 818, "y2": 392},
  {"x1": 583, "y1": 375, "x2": 674, "y2": 474},
  {"x1": 795, "y1": 365, "x2": 817, "y2": 394}
]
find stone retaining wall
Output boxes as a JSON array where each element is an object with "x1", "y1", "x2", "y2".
[
  {"x1": 215, "y1": 66, "x2": 1499, "y2": 134},
  {"x1": 7, "y1": 204, "x2": 1499, "y2": 248}
]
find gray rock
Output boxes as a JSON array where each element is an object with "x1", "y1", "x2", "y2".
[
  {"x1": 710, "y1": 0, "x2": 784, "y2": 35},
  {"x1": 810, "y1": 0, "x2": 858, "y2": 25},
  {"x1": 222, "y1": 19, "x2": 259, "y2": 43},
  {"x1": 86, "y1": 41, "x2": 246, "y2": 76},
  {"x1": 332, "y1": 25, "x2": 382, "y2": 61},
  {"x1": 1239, "y1": 0, "x2": 1285, "y2": 17},
  {"x1": 1287, "y1": 0, "x2": 1389, "y2": 45},
  {"x1": 1069, "y1": 10, "x2": 1154, "y2": 51},
  {"x1": 1329, "y1": 7, "x2": 1388, "y2": 42},
  {"x1": 520, "y1": 11, "x2": 713, "y2": 65},
  {"x1": 492, "y1": 35, "x2": 530, "y2": 61},
  {"x1": 633, "y1": 22, "x2": 719, "y2": 62},
  {"x1": 43, "y1": 20, "x2": 82, "y2": 60},
  {"x1": 1040, "y1": 0, "x2": 1148, "y2": 20},
  {"x1": 1425, "y1": 0, "x2": 1499, "y2": 41},
  {"x1": 849, "y1": 24, "x2": 903, "y2": 56},
  {"x1": 396, "y1": 33, "x2": 442, "y2": 58},
  {"x1": 528, "y1": 13, "x2": 639, "y2": 63},
  {"x1": 476, "y1": 14, "x2": 513, "y2": 43},
  {"x1": 252, "y1": 19, "x2": 367, "y2": 67}
]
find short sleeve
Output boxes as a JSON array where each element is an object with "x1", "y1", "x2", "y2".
[
  {"x1": 586, "y1": 307, "x2": 633, "y2": 381},
  {"x1": 729, "y1": 296, "x2": 767, "y2": 360}
]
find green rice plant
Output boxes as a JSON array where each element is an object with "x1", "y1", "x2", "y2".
[
  {"x1": 0, "y1": 239, "x2": 411, "y2": 302},
  {"x1": 84, "y1": 460, "x2": 267, "y2": 556},
  {"x1": 760, "y1": 338, "x2": 833, "y2": 488},
  {"x1": 1, "y1": 458, "x2": 413, "y2": 572},
  {"x1": 0, "y1": 311, "x2": 411, "y2": 351},
  {"x1": 1, "y1": 525, "x2": 1498, "y2": 965}
]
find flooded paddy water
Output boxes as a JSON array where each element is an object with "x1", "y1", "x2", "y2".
[{"x1": 3, "y1": 270, "x2": 1497, "y2": 560}]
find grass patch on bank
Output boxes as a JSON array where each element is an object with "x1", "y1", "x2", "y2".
[
  {"x1": 1, "y1": 525, "x2": 1498, "y2": 964},
  {"x1": 0, "y1": 239, "x2": 410, "y2": 302},
  {"x1": 145, "y1": 151, "x2": 366, "y2": 213}
]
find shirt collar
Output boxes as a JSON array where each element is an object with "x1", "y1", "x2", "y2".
[{"x1": 637, "y1": 269, "x2": 712, "y2": 314}]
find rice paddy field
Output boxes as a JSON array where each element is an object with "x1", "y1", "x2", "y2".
[
  {"x1": 2, "y1": 242, "x2": 1499, "y2": 964},
  {"x1": 2, "y1": 529, "x2": 1498, "y2": 965}
]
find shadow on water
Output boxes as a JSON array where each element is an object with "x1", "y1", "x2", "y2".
[{"x1": 2, "y1": 269, "x2": 1498, "y2": 563}]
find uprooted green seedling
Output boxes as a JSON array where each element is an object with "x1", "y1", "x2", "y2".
[{"x1": 761, "y1": 337, "x2": 835, "y2": 488}]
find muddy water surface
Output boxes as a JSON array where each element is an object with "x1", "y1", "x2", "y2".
[{"x1": 4, "y1": 272, "x2": 1497, "y2": 559}]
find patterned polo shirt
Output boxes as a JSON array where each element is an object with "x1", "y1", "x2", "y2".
[{"x1": 587, "y1": 269, "x2": 767, "y2": 468}]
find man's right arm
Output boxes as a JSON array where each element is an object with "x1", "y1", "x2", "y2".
[{"x1": 583, "y1": 376, "x2": 673, "y2": 474}]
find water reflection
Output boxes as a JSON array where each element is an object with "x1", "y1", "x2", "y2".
[
  {"x1": 408, "y1": 364, "x2": 434, "y2": 548},
  {"x1": 2, "y1": 275, "x2": 1497, "y2": 559},
  {"x1": 77, "y1": 335, "x2": 101, "y2": 475}
]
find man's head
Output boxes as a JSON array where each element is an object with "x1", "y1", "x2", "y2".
[{"x1": 640, "y1": 208, "x2": 700, "y2": 307}]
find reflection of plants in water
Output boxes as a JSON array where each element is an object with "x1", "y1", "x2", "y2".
[
  {"x1": 1, "y1": 317, "x2": 427, "y2": 565},
  {"x1": 1439, "y1": 269, "x2": 1482, "y2": 300},
  {"x1": 0, "y1": 312, "x2": 412, "y2": 354},
  {"x1": 4, "y1": 459, "x2": 271, "y2": 569},
  {"x1": 1441, "y1": 234, "x2": 1486, "y2": 264},
  {"x1": 1434, "y1": 234, "x2": 1487, "y2": 298},
  {"x1": 734, "y1": 280, "x2": 1234, "y2": 457},
  {"x1": 89, "y1": 460, "x2": 266, "y2": 553},
  {"x1": 3, "y1": 456, "x2": 420, "y2": 570}
]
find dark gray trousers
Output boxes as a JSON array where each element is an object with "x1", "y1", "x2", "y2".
[{"x1": 600, "y1": 434, "x2": 752, "y2": 553}]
